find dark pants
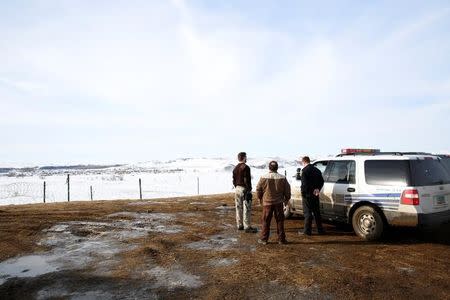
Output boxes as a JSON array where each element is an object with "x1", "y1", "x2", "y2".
[
  {"x1": 302, "y1": 194, "x2": 324, "y2": 234},
  {"x1": 260, "y1": 203, "x2": 286, "y2": 242}
]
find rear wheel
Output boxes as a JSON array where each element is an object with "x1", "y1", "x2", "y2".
[
  {"x1": 352, "y1": 206, "x2": 384, "y2": 241},
  {"x1": 284, "y1": 204, "x2": 292, "y2": 219}
]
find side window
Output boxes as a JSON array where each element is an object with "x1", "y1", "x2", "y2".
[
  {"x1": 313, "y1": 161, "x2": 329, "y2": 174},
  {"x1": 365, "y1": 160, "x2": 410, "y2": 186},
  {"x1": 326, "y1": 161, "x2": 356, "y2": 184}
]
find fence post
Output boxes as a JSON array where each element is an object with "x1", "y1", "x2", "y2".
[
  {"x1": 67, "y1": 174, "x2": 70, "y2": 202},
  {"x1": 43, "y1": 181, "x2": 46, "y2": 203},
  {"x1": 139, "y1": 178, "x2": 142, "y2": 200},
  {"x1": 285, "y1": 170, "x2": 287, "y2": 177},
  {"x1": 197, "y1": 177, "x2": 200, "y2": 195},
  {"x1": 90, "y1": 186, "x2": 93, "y2": 201}
]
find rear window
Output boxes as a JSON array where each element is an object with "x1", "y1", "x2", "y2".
[
  {"x1": 441, "y1": 158, "x2": 450, "y2": 173},
  {"x1": 410, "y1": 159, "x2": 450, "y2": 186},
  {"x1": 365, "y1": 160, "x2": 411, "y2": 186}
]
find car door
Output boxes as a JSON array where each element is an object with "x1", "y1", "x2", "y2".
[
  {"x1": 320, "y1": 160, "x2": 356, "y2": 221},
  {"x1": 290, "y1": 168, "x2": 303, "y2": 211},
  {"x1": 312, "y1": 161, "x2": 330, "y2": 215}
]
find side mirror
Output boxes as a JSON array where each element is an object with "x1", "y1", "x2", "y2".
[{"x1": 296, "y1": 168, "x2": 302, "y2": 181}]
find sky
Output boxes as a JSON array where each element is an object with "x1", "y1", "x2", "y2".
[{"x1": 1, "y1": 0, "x2": 450, "y2": 166}]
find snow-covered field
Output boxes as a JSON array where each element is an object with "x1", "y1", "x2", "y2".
[{"x1": 0, "y1": 158, "x2": 301, "y2": 206}]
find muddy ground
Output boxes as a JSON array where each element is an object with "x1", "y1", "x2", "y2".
[{"x1": 0, "y1": 194, "x2": 449, "y2": 300}]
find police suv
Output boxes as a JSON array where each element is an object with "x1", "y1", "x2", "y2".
[{"x1": 285, "y1": 149, "x2": 450, "y2": 241}]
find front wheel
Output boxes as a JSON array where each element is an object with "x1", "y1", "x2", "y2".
[
  {"x1": 284, "y1": 204, "x2": 292, "y2": 219},
  {"x1": 352, "y1": 206, "x2": 384, "y2": 241}
]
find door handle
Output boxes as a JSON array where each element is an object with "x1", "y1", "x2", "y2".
[{"x1": 347, "y1": 188, "x2": 355, "y2": 192}]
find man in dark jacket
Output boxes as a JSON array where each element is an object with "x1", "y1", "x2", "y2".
[
  {"x1": 232, "y1": 152, "x2": 257, "y2": 233},
  {"x1": 300, "y1": 156, "x2": 325, "y2": 236}
]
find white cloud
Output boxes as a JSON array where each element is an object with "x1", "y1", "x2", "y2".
[
  {"x1": 0, "y1": 1, "x2": 449, "y2": 163},
  {"x1": 0, "y1": 77, "x2": 46, "y2": 94}
]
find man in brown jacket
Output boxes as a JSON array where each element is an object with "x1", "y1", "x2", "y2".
[{"x1": 256, "y1": 161, "x2": 291, "y2": 245}]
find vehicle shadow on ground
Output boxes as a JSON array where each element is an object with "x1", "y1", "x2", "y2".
[
  {"x1": 286, "y1": 216, "x2": 450, "y2": 246},
  {"x1": 284, "y1": 227, "x2": 354, "y2": 236},
  {"x1": 382, "y1": 224, "x2": 450, "y2": 246}
]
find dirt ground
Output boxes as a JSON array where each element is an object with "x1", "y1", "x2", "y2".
[{"x1": 0, "y1": 194, "x2": 449, "y2": 300}]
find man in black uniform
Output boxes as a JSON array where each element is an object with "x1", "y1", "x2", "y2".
[{"x1": 299, "y1": 156, "x2": 325, "y2": 236}]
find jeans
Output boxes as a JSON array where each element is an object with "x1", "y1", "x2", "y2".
[{"x1": 235, "y1": 186, "x2": 252, "y2": 229}]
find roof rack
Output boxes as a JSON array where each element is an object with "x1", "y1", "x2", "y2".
[
  {"x1": 336, "y1": 152, "x2": 434, "y2": 157},
  {"x1": 401, "y1": 152, "x2": 434, "y2": 155}
]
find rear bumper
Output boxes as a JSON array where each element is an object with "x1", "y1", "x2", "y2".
[
  {"x1": 385, "y1": 211, "x2": 418, "y2": 227},
  {"x1": 418, "y1": 210, "x2": 450, "y2": 228},
  {"x1": 385, "y1": 210, "x2": 450, "y2": 228}
]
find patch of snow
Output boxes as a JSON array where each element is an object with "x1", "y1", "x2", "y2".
[
  {"x1": 0, "y1": 212, "x2": 183, "y2": 284},
  {"x1": 193, "y1": 221, "x2": 210, "y2": 227},
  {"x1": 397, "y1": 267, "x2": 415, "y2": 274},
  {"x1": 186, "y1": 234, "x2": 238, "y2": 251},
  {"x1": 0, "y1": 255, "x2": 58, "y2": 285},
  {"x1": 43, "y1": 224, "x2": 69, "y2": 232},
  {"x1": 36, "y1": 283, "x2": 158, "y2": 300},
  {"x1": 37, "y1": 286, "x2": 71, "y2": 300},
  {"x1": 208, "y1": 258, "x2": 239, "y2": 267},
  {"x1": 108, "y1": 212, "x2": 174, "y2": 221},
  {"x1": 215, "y1": 205, "x2": 234, "y2": 211},
  {"x1": 107, "y1": 212, "x2": 182, "y2": 234},
  {"x1": 70, "y1": 291, "x2": 116, "y2": 300},
  {"x1": 146, "y1": 266, "x2": 203, "y2": 290}
]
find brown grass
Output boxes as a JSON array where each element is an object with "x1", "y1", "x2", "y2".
[{"x1": 0, "y1": 194, "x2": 449, "y2": 299}]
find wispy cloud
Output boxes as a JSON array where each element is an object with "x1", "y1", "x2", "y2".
[
  {"x1": 0, "y1": 77, "x2": 45, "y2": 94},
  {"x1": 0, "y1": 0, "x2": 449, "y2": 164}
]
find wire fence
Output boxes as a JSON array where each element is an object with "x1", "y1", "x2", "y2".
[
  {"x1": 0, "y1": 173, "x2": 229, "y2": 205},
  {"x1": 0, "y1": 168, "x2": 296, "y2": 206}
]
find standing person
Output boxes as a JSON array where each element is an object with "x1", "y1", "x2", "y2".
[
  {"x1": 256, "y1": 161, "x2": 291, "y2": 245},
  {"x1": 299, "y1": 156, "x2": 325, "y2": 236},
  {"x1": 232, "y1": 152, "x2": 257, "y2": 233}
]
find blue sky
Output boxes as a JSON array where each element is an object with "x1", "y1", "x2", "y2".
[{"x1": 1, "y1": 0, "x2": 449, "y2": 165}]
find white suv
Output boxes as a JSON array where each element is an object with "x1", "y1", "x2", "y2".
[{"x1": 285, "y1": 149, "x2": 450, "y2": 240}]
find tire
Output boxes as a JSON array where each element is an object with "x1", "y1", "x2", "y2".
[
  {"x1": 284, "y1": 204, "x2": 293, "y2": 219},
  {"x1": 352, "y1": 205, "x2": 384, "y2": 241}
]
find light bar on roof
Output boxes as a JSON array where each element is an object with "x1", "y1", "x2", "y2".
[{"x1": 341, "y1": 148, "x2": 381, "y2": 154}]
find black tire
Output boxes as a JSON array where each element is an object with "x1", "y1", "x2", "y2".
[
  {"x1": 352, "y1": 205, "x2": 384, "y2": 241},
  {"x1": 284, "y1": 204, "x2": 293, "y2": 219}
]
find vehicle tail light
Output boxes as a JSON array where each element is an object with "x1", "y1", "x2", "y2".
[{"x1": 401, "y1": 189, "x2": 420, "y2": 205}]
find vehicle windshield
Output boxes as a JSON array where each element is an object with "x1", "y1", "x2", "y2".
[{"x1": 410, "y1": 159, "x2": 450, "y2": 186}]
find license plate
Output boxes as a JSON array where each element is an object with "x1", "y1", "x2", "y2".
[{"x1": 434, "y1": 195, "x2": 447, "y2": 206}]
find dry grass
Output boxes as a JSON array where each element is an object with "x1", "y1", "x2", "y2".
[{"x1": 0, "y1": 194, "x2": 449, "y2": 299}]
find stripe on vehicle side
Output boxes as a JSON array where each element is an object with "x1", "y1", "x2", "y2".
[
  {"x1": 344, "y1": 193, "x2": 401, "y2": 211},
  {"x1": 344, "y1": 193, "x2": 402, "y2": 198}
]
